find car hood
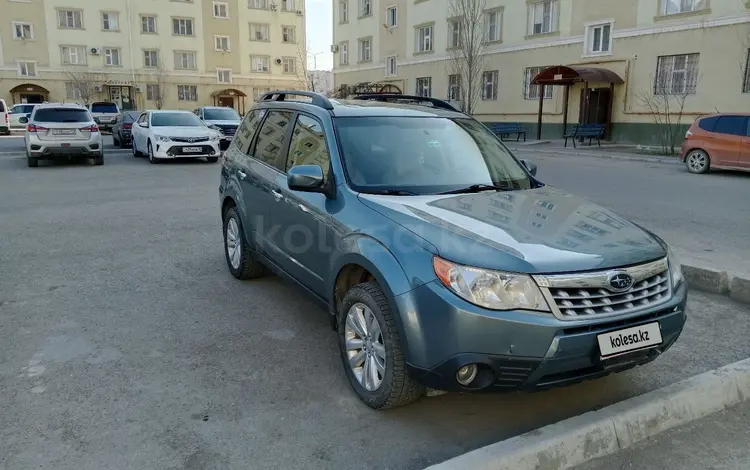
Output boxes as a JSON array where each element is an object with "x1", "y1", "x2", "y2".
[
  {"x1": 358, "y1": 186, "x2": 666, "y2": 274},
  {"x1": 152, "y1": 126, "x2": 216, "y2": 137}
]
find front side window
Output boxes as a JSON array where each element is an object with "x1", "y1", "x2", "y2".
[
  {"x1": 286, "y1": 115, "x2": 330, "y2": 180},
  {"x1": 335, "y1": 117, "x2": 534, "y2": 194},
  {"x1": 482, "y1": 70, "x2": 498, "y2": 100},
  {"x1": 662, "y1": 0, "x2": 706, "y2": 15},
  {"x1": 527, "y1": 0, "x2": 557, "y2": 35},
  {"x1": 416, "y1": 77, "x2": 432, "y2": 97},
  {"x1": 252, "y1": 111, "x2": 294, "y2": 167},
  {"x1": 524, "y1": 66, "x2": 552, "y2": 100},
  {"x1": 654, "y1": 53, "x2": 699, "y2": 95},
  {"x1": 177, "y1": 85, "x2": 198, "y2": 101},
  {"x1": 102, "y1": 12, "x2": 119, "y2": 31},
  {"x1": 712, "y1": 116, "x2": 748, "y2": 137},
  {"x1": 416, "y1": 25, "x2": 433, "y2": 53}
]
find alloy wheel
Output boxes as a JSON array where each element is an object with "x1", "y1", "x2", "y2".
[
  {"x1": 225, "y1": 217, "x2": 241, "y2": 270},
  {"x1": 344, "y1": 303, "x2": 386, "y2": 392},
  {"x1": 687, "y1": 151, "x2": 707, "y2": 172}
]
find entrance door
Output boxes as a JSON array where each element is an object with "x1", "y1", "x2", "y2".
[
  {"x1": 219, "y1": 96, "x2": 235, "y2": 109},
  {"x1": 121, "y1": 87, "x2": 134, "y2": 110},
  {"x1": 21, "y1": 94, "x2": 44, "y2": 104},
  {"x1": 579, "y1": 88, "x2": 611, "y2": 126},
  {"x1": 109, "y1": 87, "x2": 122, "y2": 108}
]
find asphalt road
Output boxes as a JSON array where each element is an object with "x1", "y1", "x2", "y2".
[
  {"x1": 513, "y1": 150, "x2": 750, "y2": 276},
  {"x1": 0, "y1": 145, "x2": 749, "y2": 470}
]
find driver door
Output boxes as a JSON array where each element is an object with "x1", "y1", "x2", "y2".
[{"x1": 133, "y1": 112, "x2": 149, "y2": 149}]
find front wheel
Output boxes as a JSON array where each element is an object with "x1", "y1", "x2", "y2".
[
  {"x1": 339, "y1": 281, "x2": 424, "y2": 410},
  {"x1": 148, "y1": 141, "x2": 159, "y2": 164},
  {"x1": 686, "y1": 149, "x2": 710, "y2": 174}
]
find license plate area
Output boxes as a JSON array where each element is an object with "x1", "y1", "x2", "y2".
[
  {"x1": 597, "y1": 322, "x2": 662, "y2": 359},
  {"x1": 182, "y1": 147, "x2": 202, "y2": 153},
  {"x1": 53, "y1": 129, "x2": 76, "y2": 135}
]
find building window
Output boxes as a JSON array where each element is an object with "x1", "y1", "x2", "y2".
[
  {"x1": 146, "y1": 84, "x2": 160, "y2": 101},
  {"x1": 250, "y1": 23, "x2": 270, "y2": 41},
  {"x1": 448, "y1": 74, "x2": 461, "y2": 101},
  {"x1": 485, "y1": 10, "x2": 501, "y2": 42},
  {"x1": 213, "y1": 1, "x2": 229, "y2": 18},
  {"x1": 482, "y1": 70, "x2": 498, "y2": 100},
  {"x1": 585, "y1": 23, "x2": 612, "y2": 55},
  {"x1": 249, "y1": 0, "x2": 268, "y2": 8},
  {"x1": 416, "y1": 25, "x2": 433, "y2": 53},
  {"x1": 416, "y1": 77, "x2": 432, "y2": 97},
  {"x1": 65, "y1": 82, "x2": 83, "y2": 99},
  {"x1": 358, "y1": 38, "x2": 371, "y2": 62},
  {"x1": 339, "y1": 42, "x2": 349, "y2": 65},
  {"x1": 61, "y1": 46, "x2": 86, "y2": 65},
  {"x1": 282, "y1": 57, "x2": 296, "y2": 74},
  {"x1": 339, "y1": 1, "x2": 349, "y2": 23},
  {"x1": 12, "y1": 22, "x2": 34, "y2": 40},
  {"x1": 141, "y1": 15, "x2": 157, "y2": 33},
  {"x1": 386, "y1": 6, "x2": 397, "y2": 27},
  {"x1": 104, "y1": 48, "x2": 121, "y2": 66},
  {"x1": 281, "y1": 0, "x2": 294, "y2": 11},
  {"x1": 385, "y1": 56, "x2": 397, "y2": 76},
  {"x1": 448, "y1": 19, "x2": 461, "y2": 48},
  {"x1": 144, "y1": 50, "x2": 159, "y2": 67},
  {"x1": 217, "y1": 69, "x2": 232, "y2": 84},
  {"x1": 177, "y1": 85, "x2": 198, "y2": 101},
  {"x1": 654, "y1": 53, "x2": 699, "y2": 95},
  {"x1": 172, "y1": 18, "x2": 194, "y2": 36},
  {"x1": 58, "y1": 10, "x2": 83, "y2": 29},
  {"x1": 527, "y1": 0, "x2": 557, "y2": 35},
  {"x1": 743, "y1": 49, "x2": 750, "y2": 93},
  {"x1": 661, "y1": 0, "x2": 706, "y2": 15},
  {"x1": 251, "y1": 55, "x2": 270, "y2": 72},
  {"x1": 174, "y1": 51, "x2": 197, "y2": 69},
  {"x1": 18, "y1": 61, "x2": 37, "y2": 77},
  {"x1": 359, "y1": 0, "x2": 371, "y2": 17},
  {"x1": 524, "y1": 66, "x2": 553, "y2": 99},
  {"x1": 102, "y1": 12, "x2": 119, "y2": 31},
  {"x1": 215, "y1": 35, "x2": 231, "y2": 51},
  {"x1": 282, "y1": 26, "x2": 296, "y2": 43}
]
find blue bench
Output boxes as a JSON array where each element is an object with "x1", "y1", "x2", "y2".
[
  {"x1": 564, "y1": 124, "x2": 605, "y2": 148},
  {"x1": 488, "y1": 123, "x2": 528, "y2": 142}
]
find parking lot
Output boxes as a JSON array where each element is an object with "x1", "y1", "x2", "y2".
[{"x1": 1, "y1": 136, "x2": 750, "y2": 470}]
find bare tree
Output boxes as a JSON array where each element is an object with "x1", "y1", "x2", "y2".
[
  {"x1": 295, "y1": 42, "x2": 315, "y2": 91},
  {"x1": 150, "y1": 54, "x2": 169, "y2": 109},
  {"x1": 64, "y1": 68, "x2": 103, "y2": 106},
  {"x1": 446, "y1": 0, "x2": 488, "y2": 115},
  {"x1": 738, "y1": 23, "x2": 750, "y2": 94},
  {"x1": 636, "y1": 57, "x2": 699, "y2": 155}
]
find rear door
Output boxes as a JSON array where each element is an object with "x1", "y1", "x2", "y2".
[
  {"x1": 708, "y1": 115, "x2": 746, "y2": 167},
  {"x1": 31, "y1": 107, "x2": 93, "y2": 141}
]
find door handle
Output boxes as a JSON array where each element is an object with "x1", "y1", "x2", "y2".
[
  {"x1": 271, "y1": 190, "x2": 283, "y2": 201},
  {"x1": 238, "y1": 170, "x2": 247, "y2": 180}
]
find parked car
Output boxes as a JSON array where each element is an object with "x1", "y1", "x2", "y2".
[
  {"x1": 21, "y1": 103, "x2": 103, "y2": 167},
  {"x1": 680, "y1": 113, "x2": 750, "y2": 174},
  {"x1": 88, "y1": 102, "x2": 120, "y2": 132},
  {"x1": 0, "y1": 99, "x2": 9, "y2": 135},
  {"x1": 112, "y1": 111, "x2": 141, "y2": 148},
  {"x1": 130, "y1": 110, "x2": 222, "y2": 164},
  {"x1": 219, "y1": 91, "x2": 687, "y2": 410},
  {"x1": 194, "y1": 106, "x2": 241, "y2": 152},
  {"x1": 8, "y1": 103, "x2": 38, "y2": 129}
]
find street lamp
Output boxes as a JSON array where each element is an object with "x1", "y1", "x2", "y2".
[{"x1": 307, "y1": 51, "x2": 324, "y2": 92}]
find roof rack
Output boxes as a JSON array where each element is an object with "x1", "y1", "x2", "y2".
[
  {"x1": 351, "y1": 93, "x2": 459, "y2": 112},
  {"x1": 259, "y1": 90, "x2": 334, "y2": 110}
]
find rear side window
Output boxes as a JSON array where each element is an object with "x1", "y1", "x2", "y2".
[
  {"x1": 286, "y1": 115, "x2": 330, "y2": 180},
  {"x1": 33, "y1": 108, "x2": 91, "y2": 123},
  {"x1": 233, "y1": 110, "x2": 262, "y2": 154},
  {"x1": 91, "y1": 102, "x2": 118, "y2": 113},
  {"x1": 252, "y1": 110, "x2": 293, "y2": 168},
  {"x1": 697, "y1": 116, "x2": 718, "y2": 132},
  {"x1": 713, "y1": 116, "x2": 748, "y2": 137}
]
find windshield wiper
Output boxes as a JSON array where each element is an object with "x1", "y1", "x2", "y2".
[
  {"x1": 438, "y1": 183, "x2": 512, "y2": 195},
  {"x1": 368, "y1": 189, "x2": 418, "y2": 196}
]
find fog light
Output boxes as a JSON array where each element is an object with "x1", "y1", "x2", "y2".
[{"x1": 456, "y1": 364, "x2": 478, "y2": 386}]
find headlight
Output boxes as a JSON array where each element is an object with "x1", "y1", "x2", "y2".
[
  {"x1": 153, "y1": 134, "x2": 170, "y2": 142},
  {"x1": 433, "y1": 256, "x2": 550, "y2": 312},
  {"x1": 668, "y1": 248, "x2": 684, "y2": 288},
  {"x1": 209, "y1": 133, "x2": 220, "y2": 142}
]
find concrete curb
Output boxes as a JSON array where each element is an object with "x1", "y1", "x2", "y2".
[
  {"x1": 681, "y1": 263, "x2": 750, "y2": 305},
  {"x1": 507, "y1": 147, "x2": 680, "y2": 165},
  {"x1": 424, "y1": 357, "x2": 750, "y2": 470}
]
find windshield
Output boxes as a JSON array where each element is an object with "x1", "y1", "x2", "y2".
[
  {"x1": 335, "y1": 117, "x2": 534, "y2": 194},
  {"x1": 33, "y1": 108, "x2": 91, "y2": 123},
  {"x1": 151, "y1": 113, "x2": 204, "y2": 127},
  {"x1": 204, "y1": 108, "x2": 240, "y2": 121},
  {"x1": 91, "y1": 103, "x2": 118, "y2": 113}
]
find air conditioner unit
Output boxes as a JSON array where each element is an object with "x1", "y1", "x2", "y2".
[
  {"x1": 330, "y1": 44, "x2": 339, "y2": 53},
  {"x1": 93, "y1": 85, "x2": 103, "y2": 92},
  {"x1": 90, "y1": 47, "x2": 101, "y2": 55},
  {"x1": 270, "y1": 3, "x2": 277, "y2": 10},
  {"x1": 134, "y1": 85, "x2": 143, "y2": 93},
  {"x1": 275, "y1": 57, "x2": 283, "y2": 65}
]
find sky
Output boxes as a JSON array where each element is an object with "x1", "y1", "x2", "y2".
[{"x1": 305, "y1": 0, "x2": 334, "y2": 70}]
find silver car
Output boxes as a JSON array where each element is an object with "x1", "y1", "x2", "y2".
[{"x1": 21, "y1": 103, "x2": 104, "y2": 167}]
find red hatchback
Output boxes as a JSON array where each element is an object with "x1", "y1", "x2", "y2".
[{"x1": 680, "y1": 113, "x2": 750, "y2": 174}]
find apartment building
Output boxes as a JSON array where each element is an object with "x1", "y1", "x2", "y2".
[
  {"x1": 332, "y1": 0, "x2": 750, "y2": 144},
  {"x1": 0, "y1": 0, "x2": 307, "y2": 112}
]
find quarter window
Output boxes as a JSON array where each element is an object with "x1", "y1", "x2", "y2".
[
  {"x1": 252, "y1": 111, "x2": 294, "y2": 167},
  {"x1": 286, "y1": 115, "x2": 330, "y2": 180}
]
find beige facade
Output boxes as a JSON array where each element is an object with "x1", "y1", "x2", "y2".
[
  {"x1": 1, "y1": 0, "x2": 308, "y2": 113},
  {"x1": 333, "y1": 0, "x2": 750, "y2": 144}
]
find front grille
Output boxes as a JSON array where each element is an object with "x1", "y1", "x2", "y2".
[
  {"x1": 491, "y1": 359, "x2": 538, "y2": 389},
  {"x1": 533, "y1": 257, "x2": 672, "y2": 321},
  {"x1": 168, "y1": 145, "x2": 214, "y2": 155},
  {"x1": 170, "y1": 136, "x2": 209, "y2": 143},
  {"x1": 217, "y1": 125, "x2": 237, "y2": 136}
]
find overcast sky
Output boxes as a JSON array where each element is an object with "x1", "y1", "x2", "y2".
[{"x1": 305, "y1": 0, "x2": 333, "y2": 70}]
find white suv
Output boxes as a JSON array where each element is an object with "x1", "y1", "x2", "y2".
[{"x1": 130, "y1": 110, "x2": 221, "y2": 164}]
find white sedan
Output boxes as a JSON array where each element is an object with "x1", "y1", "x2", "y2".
[{"x1": 131, "y1": 110, "x2": 222, "y2": 164}]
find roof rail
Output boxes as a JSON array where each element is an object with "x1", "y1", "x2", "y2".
[
  {"x1": 259, "y1": 90, "x2": 334, "y2": 110},
  {"x1": 351, "y1": 93, "x2": 459, "y2": 112}
]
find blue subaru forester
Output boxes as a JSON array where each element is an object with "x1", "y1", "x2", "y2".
[{"x1": 219, "y1": 91, "x2": 687, "y2": 410}]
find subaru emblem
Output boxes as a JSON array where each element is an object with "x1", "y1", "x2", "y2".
[{"x1": 607, "y1": 272, "x2": 634, "y2": 292}]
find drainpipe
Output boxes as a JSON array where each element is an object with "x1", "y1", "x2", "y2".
[{"x1": 126, "y1": 0, "x2": 137, "y2": 108}]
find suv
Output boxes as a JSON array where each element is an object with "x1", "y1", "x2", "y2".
[
  {"x1": 219, "y1": 91, "x2": 687, "y2": 410},
  {"x1": 680, "y1": 113, "x2": 750, "y2": 174},
  {"x1": 22, "y1": 103, "x2": 104, "y2": 167},
  {"x1": 194, "y1": 106, "x2": 241, "y2": 152},
  {"x1": 0, "y1": 99, "x2": 9, "y2": 135},
  {"x1": 9, "y1": 103, "x2": 38, "y2": 129},
  {"x1": 88, "y1": 102, "x2": 120, "y2": 132}
]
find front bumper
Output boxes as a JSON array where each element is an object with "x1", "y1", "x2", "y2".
[
  {"x1": 397, "y1": 280, "x2": 687, "y2": 393},
  {"x1": 152, "y1": 140, "x2": 221, "y2": 159}
]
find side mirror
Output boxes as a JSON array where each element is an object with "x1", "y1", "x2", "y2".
[
  {"x1": 521, "y1": 159, "x2": 537, "y2": 177},
  {"x1": 19, "y1": 116, "x2": 28, "y2": 124},
  {"x1": 287, "y1": 165, "x2": 326, "y2": 193}
]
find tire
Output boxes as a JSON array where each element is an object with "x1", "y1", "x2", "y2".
[
  {"x1": 113, "y1": 134, "x2": 119, "y2": 147},
  {"x1": 27, "y1": 157, "x2": 38, "y2": 168},
  {"x1": 132, "y1": 139, "x2": 141, "y2": 157},
  {"x1": 93, "y1": 154, "x2": 104, "y2": 165},
  {"x1": 207, "y1": 156, "x2": 219, "y2": 163},
  {"x1": 338, "y1": 281, "x2": 424, "y2": 410},
  {"x1": 223, "y1": 207, "x2": 265, "y2": 280},
  {"x1": 148, "y1": 141, "x2": 159, "y2": 164},
  {"x1": 685, "y1": 149, "x2": 710, "y2": 174},
  {"x1": 118, "y1": 133, "x2": 126, "y2": 149}
]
